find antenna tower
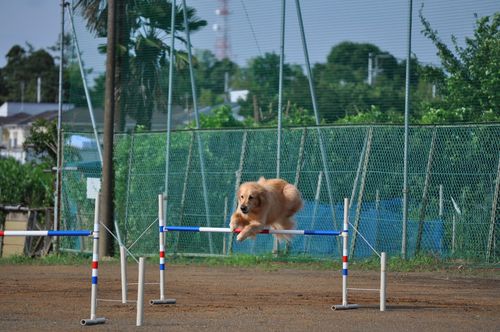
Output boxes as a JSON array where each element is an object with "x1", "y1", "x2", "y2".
[{"x1": 213, "y1": 0, "x2": 230, "y2": 60}]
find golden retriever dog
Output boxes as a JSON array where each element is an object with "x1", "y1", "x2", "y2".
[{"x1": 230, "y1": 177, "x2": 303, "y2": 242}]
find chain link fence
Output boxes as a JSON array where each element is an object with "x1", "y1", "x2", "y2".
[{"x1": 59, "y1": 124, "x2": 499, "y2": 261}]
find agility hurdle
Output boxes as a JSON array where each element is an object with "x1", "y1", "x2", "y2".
[
  {"x1": 1, "y1": 198, "x2": 106, "y2": 325},
  {"x1": 151, "y1": 195, "x2": 386, "y2": 310}
]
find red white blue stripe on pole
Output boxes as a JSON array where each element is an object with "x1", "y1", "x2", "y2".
[
  {"x1": 160, "y1": 226, "x2": 341, "y2": 236},
  {"x1": 0, "y1": 230, "x2": 92, "y2": 237}
]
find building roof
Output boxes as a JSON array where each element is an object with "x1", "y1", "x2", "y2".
[
  {"x1": 0, "y1": 112, "x2": 32, "y2": 125},
  {"x1": 0, "y1": 110, "x2": 58, "y2": 127},
  {"x1": 0, "y1": 102, "x2": 74, "y2": 117}
]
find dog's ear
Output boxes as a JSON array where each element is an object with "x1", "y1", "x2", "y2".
[{"x1": 257, "y1": 176, "x2": 266, "y2": 184}]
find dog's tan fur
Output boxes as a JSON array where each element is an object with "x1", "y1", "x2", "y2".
[{"x1": 230, "y1": 177, "x2": 303, "y2": 242}]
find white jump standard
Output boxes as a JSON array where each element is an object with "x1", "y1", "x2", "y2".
[{"x1": 150, "y1": 194, "x2": 177, "y2": 305}]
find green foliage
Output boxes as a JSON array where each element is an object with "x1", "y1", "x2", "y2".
[
  {"x1": 335, "y1": 105, "x2": 404, "y2": 124},
  {"x1": 77, "y1": 0, "x2": 208, "y2": 131},
  {"x1": 419, "y1": 11, "x2": 500, "y2": 122},
  {"x1": 185, "y1": 105, "x2": 244, "y2": 128},
  {"x1": 0, "y1": 44, "x2": 59, "y2": 104},
  {"x1": 0, "y1": 157, "x2": 53, "y2": 208},
  {"x1": 23, "y1": 119, "x2": 58, "y2": 164}
]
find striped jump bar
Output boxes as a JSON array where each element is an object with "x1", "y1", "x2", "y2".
[
  {"x1": 161, "y1": 226, "x2": 341, "y2": 236},
  {"x1": 0, "y1": 230, "x2": 92, "y2": 237}
]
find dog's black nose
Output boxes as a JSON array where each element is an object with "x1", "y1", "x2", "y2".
[{"x1": 240, "y1": 205, "x2": 248, "y2": 214}]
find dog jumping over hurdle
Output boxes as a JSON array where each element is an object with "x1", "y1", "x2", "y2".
[{"x1": 230, "y1": 177, "x2": 303, "y2": 242}]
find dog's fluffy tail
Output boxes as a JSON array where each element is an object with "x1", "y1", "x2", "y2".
[{"x1": 271, "y1": 218, "x2": 295, "y2": 242}]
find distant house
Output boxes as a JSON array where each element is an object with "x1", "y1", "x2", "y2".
[
  {"x1": 0, "y1": 102, "x2": 74, "y2": 117},
  {"x1": 229, "y1": 90, "x2": 249, "y2": 103},
  {"x1": 0, "y1": 101, "x2": 245, "y2": 163},
  {"x1": 0, "y1": 102, "x2": 76, "y2": 163},
  {"x1": 0, "y1": 111, "x2": 58, "y2": 163}
]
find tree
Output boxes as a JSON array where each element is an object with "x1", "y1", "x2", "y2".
[
  {"x1": 75, "y1": 0, "x2": 207, "y2": 130},
  {"x1": 419, "y1": 11, "x2": 500, "y2": 122},
  {"x1": 0, "y1": 44, "x2": 59, "y2": 104},
  {"x1": 23, "y1": 119, "x2": 58, "y2": 164}
]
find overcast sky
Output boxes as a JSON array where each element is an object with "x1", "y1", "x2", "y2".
[{"x1": 0, "y1": 0, "x2": 498, "y2": 73}]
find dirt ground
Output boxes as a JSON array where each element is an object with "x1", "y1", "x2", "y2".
[{"x1": 0, "y1": 262, "x2": 499, "y2": 332}]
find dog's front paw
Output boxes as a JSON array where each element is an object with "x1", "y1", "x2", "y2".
[{"x1": 236, "y1": 233, "x2": 246, "y2": 242}]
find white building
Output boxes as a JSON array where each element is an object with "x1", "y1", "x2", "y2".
[
  {"x1": 0, "y1": 102, "x2": 74, "y2": 163},
  {"x1": 0, "y1": 111, "x2": 58, "y2": 163}
]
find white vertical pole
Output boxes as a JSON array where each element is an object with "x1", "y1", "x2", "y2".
[
  {"x1": 342, "y1": 197, "x2": 349, "y2": 307},
  {"x1": 332, "y1": 197, "x2": 358, "y2": 310},
  {"x1": 136, "y1": 257, "x2": 145, "y2": 326},
  {"x1": 380, "y1": 252, "x2": 387, "y2": 311},
  {"x1": 120, "y1": 245, "x2": 127, "y2": 304},
  {"x1": 150, "y1": 194, "x2": 176, "y2": 305},
  {"x1": 90, "y1": 197, "x2": 99, "y2": 320},
  {"x1": 81, "y1": 196, "x2": 105, "y2": 325},
  {"x1": 158, "y1": 194, "x2": 165, "y2": 301}
]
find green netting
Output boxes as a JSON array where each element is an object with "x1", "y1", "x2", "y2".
[{"x1": 60, "y1": 124, "x2": 500, "y2": 261}]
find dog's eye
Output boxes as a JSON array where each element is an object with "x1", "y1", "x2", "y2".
[
  {"x1": 240, "y1": 195, "x2": 244, "y2": 199},
  {"x1": 249, "y1": 195, "x2": 254, "y2": 200}
]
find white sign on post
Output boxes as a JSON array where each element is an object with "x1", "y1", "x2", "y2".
[{"x1": 86, "y1": 177, "x2": 101, "y2": 199}]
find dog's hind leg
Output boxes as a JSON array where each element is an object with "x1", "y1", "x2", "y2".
[{"x1": 271, "y1": 217, "x2": 295, "y2": 243}]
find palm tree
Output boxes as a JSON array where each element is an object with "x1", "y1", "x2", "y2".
[{"x1": 74, "y1": 0, "x2": 207, "y2": 130}]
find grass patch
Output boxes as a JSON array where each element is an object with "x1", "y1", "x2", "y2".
[
  {"x1": 2, "y1": 251, "x2": 498, "y2": 276},
  {"x1": 0, "y1": 252, "x2": 92, "y2": 266},
  {"x1": 163, "y1": 253, "x2": 341, "y2": 271}
]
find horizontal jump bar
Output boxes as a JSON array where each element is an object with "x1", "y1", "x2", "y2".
[
  {"x1": 0, "y1": 230, "x2": 92, "y2": 237},
  {"x1": 161, "y1": 226, "x2": 342, "y2": 236}
]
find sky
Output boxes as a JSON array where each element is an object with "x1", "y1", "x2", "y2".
[{"x1": 0, "y1": 0, "x2": 498, "y2": 76}]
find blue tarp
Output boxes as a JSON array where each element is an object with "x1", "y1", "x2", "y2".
[{"x1": 232, "y1": 199, "x2": 444, "y2": 258}]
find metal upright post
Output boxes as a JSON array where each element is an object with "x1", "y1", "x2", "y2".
[
  {"x1": 182, "y1": 0, "x2": 213, "y2": 253},
  {"x1": 164, "y1": 0, "x2": 176, "y2": 230},
  {"x1": 274, "y1": 0, "x2": 287, "y2": 256},
  {"x1": 54, "y1": 0, "x2": 67, "y2": 253},
  {"x1": 402, "y1": 0, "x2": 414, "y2": 260},
  {"x1": 66, "y1": 4, "x2": 103, "y2": 164},
  {"x1": 294, "y1": 0, "x2": 339, "y2": 242},
  {"x1": 277, "y1": 0, "x2": 286, "y2": 178}
]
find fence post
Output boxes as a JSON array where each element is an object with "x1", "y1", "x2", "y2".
[
  {"x1": 174, "y1": 132, "x2": 195, "y2": 253},
  {"x1": 350, "y1": 127, "x2": 373, "y2": 258},
  {"x1": 416, "y1": 127, "x2": 437, "y2": 253},
  {"x1": 304, "y1": 171, "x2": 323, "y2": 253},
  {"x1": 228, "y1": 131, "x2": 248, "y2": 255},
  {"x1": 487, "y1": 153, "x2": 500, "y2": 261}
]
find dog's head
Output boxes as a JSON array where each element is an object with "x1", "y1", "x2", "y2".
[{"x1": 237, "y1": 182, "x2": 265, "y2": 215}]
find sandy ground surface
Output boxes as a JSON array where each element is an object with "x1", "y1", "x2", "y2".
[{"x1": 0, "y1": 262, "x2": 499, "y2": 331}]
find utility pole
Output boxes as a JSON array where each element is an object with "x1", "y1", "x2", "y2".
[{"x1": 101, "y1": 0, "x2": 117, "y2": 257}]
